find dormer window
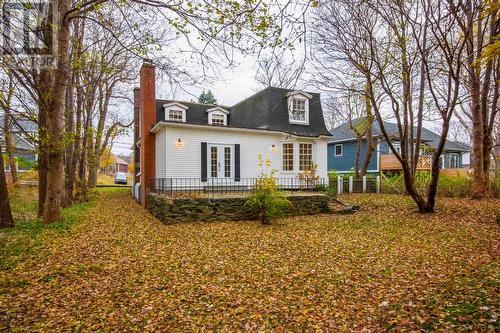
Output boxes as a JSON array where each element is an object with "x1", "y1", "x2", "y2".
[
  {"x1": 211, "y1": 114, "x2": 225, "y2": 126},
  {"x1": 163, "y1": 102, "x2": 188, "y2": 122},
  {"x1": 207, "y1": 106, "x2": 229, "y2": 126},
  {"x1": 291, "y1": 98, "x2": 306, "y2": 122},
  {"x1": 286, "y1": 90, "x2": 312, "y2": 125},
  {"x1": 168, "y1": 109, "x2": 183, "y2": 121}
]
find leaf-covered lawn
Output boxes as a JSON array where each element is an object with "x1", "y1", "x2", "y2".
[{"x1": 1, "y1": 190, "x2": 499, "y2": 331}]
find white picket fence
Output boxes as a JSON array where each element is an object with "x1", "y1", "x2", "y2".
[{"x1": 336, "y1": 175, "x2": 380, "y2": 195}]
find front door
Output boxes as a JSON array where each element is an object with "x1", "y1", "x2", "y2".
[{"x1": 208, "y1": 144, "x2": 233, "y2": 179}]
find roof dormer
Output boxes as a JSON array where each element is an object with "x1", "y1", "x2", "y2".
[
  {"x1": 163, "y1": 102, "x2": 188, "y2": 122},
  {"x1": 206, "y1": 106, "x2": 229, "y2": 126},
  {"x1": 286, "y1": 90, "x2": 312, "y2": 125}
]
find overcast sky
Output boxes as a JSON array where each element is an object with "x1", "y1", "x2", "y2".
[{"x1": 111, "y1": 58, "x2": 272, "y2": 155}]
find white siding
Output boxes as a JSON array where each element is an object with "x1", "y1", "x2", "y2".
[
  {"x1": 155, "y1": 129, "x2": 167, "y2": 178},
  {"x1": 314, "y1": 139, "x2": 328, "y2": 179},
  {"x1": 155, "y1": 126, "x2": 329, "y2": 180}
]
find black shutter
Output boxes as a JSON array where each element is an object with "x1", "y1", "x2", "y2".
[
  {"x1": 201, "y1": 142, "x2": 207, "y2": 182},
  {"x1": 235, "y1": 144, "x2": 240, "y2": 182}
]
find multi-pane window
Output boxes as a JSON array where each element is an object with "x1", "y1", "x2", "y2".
[
  {"x1": 299, "y1": 143, "x2": 313, "y2": 171},
  {"x1": 211, "y1": 146, "x2": 218, "y2": 178},
  {"x1": 168, "y1": 109, "x2": 183, "y2": 122},
  {"x1": 334, "y1": 144, "x2": 343, "y2": 156},
  {"x1": 290, "y1": 98, "x2": 306, "y2": 122},
  {"x1": 224, "y1": 147, "x2": 231, "y2": 177},
  {"x1": 211, "y1": 114, "x2": 225, "y2": 126},
  {"x1": 282, "y1": 143, "x2": 294, "y2": 171}
]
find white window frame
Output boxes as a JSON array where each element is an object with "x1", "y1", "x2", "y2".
[
  {"x1": 208, "y1": 111, "x2": 227, "y2": 126},
  {"x1": 299, "y1": 142, "x2": 313, "y2": 171},
  {"x1": 334, "y1": 144, "x2": 343, "y2": 157},
  {"x1": 163, "y1": 102, "x2": 188, "y2": 123},
  {"x1": 286, "y1": 91, "x2": 312, "y2": 125},
  {"x1": 207, "y1": 143, "x2": 234, "y2": 179},
  {"x1": 167, "y1": 109, "x2": 184, "y2": 122},
  {"x1": 206, "y1": 106, "x2": 229, "y2": 126},
  {"x1": 281, "y1": 142, "x2": 294, "y2": 172}
]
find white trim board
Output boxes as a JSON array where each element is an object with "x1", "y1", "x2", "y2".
[{"x1": 151, "y1": 121, "x2": 332, "y2": 140}]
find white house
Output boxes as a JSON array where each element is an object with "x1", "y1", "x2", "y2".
[{"x1": 133, "y1": 62, "x2": 332, "y2": 204}]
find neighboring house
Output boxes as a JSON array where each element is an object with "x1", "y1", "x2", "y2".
[
  {"x1": 328, "y1": 118, "x2": 469, "y2": 173},
  {"x1": 103, "y1": 154, "x2": 129, "y2": 174},
  {"x1": 0, "y1": 115, "x2": 37, "y2": 171},
  {"x1": 133, "y1": 62, "x2": 331, "y2": 204}
]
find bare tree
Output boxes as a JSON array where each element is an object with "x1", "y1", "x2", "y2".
[
  {"x1": 0, "y1": 142, "x2": 14, "y2": 228},
  {"x1": 255, "y1": 52, "x2": 306, "y2": 89},
  {"x1": 0, "y1": 70, "x2": 17, "y2": 183},
  {"x1": 327, "y1": 89, "x2": 376, "y2": 178},
  {"x1": 313, "y1": 0, "x2": 465, "y2": 213},
  {"x1": 449, "y1": 0, "x2": 499, "y2": 198},
  {"x1": 1, "y1": 0, "x2": 314, "y2": 223}
]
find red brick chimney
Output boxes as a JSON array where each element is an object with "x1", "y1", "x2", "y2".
[{"x1": 139, "y1": 61, "x2": 156, "y2": 206}]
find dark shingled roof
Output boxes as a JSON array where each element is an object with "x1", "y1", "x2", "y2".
[
  {"x1": 330, "y1": 118, "x2": 469, "y2": 152},
  {"x1": 155, "y1": 87, "x2": 331, "y2": 138}
]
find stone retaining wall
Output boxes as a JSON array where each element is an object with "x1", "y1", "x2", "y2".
[{"x1": 147, "y1": 193, "x2": 331, "y2": 224}]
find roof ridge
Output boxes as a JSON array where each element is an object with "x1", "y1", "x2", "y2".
[
  {"x1": 155, "y1": 99, "x2": 231, "y2": 109},
  {"x1": 230, "y1": 87, "x2": 272, "y2": 108}
]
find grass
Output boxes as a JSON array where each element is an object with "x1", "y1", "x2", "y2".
[
  {"x1": 0, "y1": 190, "x2": 499, "y2": 331},
  {"x1": 97, "y1": 172, "x2": 132, "y2": 186},
  {"x1": 0, "y1": 186, "x2": 99, "y2": 272},
  {"x1": 380, "y1": 172, "x2": 499, "y2": 198}
]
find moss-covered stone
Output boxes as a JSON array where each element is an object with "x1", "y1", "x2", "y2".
[{"x1": 147, "y1": 193, "x2": 331, "y2": 224}]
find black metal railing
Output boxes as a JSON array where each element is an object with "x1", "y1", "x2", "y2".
[{"x1": 150, "y1": 178, "x2": 328, "y2": 197}]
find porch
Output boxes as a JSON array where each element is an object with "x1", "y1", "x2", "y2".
[{"x1": 380, "y1": 154, "x2": 432, "y2": 171}]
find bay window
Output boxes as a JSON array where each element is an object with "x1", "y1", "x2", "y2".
[
  {"x1": 282, "y1": 143, "x2": 294, "y2": 171},
  {"x1": 299, "y1": 143, "x2": 313, "y2": 171}
]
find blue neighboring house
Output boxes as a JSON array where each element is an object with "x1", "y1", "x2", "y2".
[
  {"x1": 0, "y1": 115, "x2": 38, "y2": 171},
  {"x1": 327, "y1": 118, "x2": 470, "y2": 173}
]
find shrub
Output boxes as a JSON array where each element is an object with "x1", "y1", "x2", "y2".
[
  {"x1": 297, "y1": 162, "x2": 320, "y2": 189},
  {"x1": 380, "y1": 172, "x2": 475, "y2": 198},
  {"x1": 244, "y1": 155, "x2": 291, "y2": 224}
]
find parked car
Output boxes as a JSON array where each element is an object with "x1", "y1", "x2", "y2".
[{"x1": 114, "y1": 172, "x2": 128, "y2": 184}]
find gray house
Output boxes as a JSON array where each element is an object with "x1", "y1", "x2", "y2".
[
  {"x1": 0, "y1": 115, "x2": 37, "y2": 171},
  {"x1": 328, "y1": 118, "x2": 469, "y2": 173}
]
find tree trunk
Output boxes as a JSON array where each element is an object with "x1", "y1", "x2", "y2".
[
  {"x1": 87, "y1": 155, "x2": 98, "y2": 187},
  {"x1": 2, "y1": 100, "x2": 18, "y2": 184},
  {"x1": 86, "y1": 126, "x2": 96, "y2": 188},
  {"x1": 0, "y1": 143, "x2": 14, "y2": 228},
  {"x1": 469, "y1": 76, "x2": 488, "y2": 198},
  {"x1": 354, "y1": 136, "x2": 361, "y2": 179},
  {"x1": 401, "y1": 161, "x2": 431, "y2": 213},
  {"x1": 64, "y1": 72, "x2": 75, "y2": 205},
  {"x1": 359, "y1": 93, "x2": 375, "y2": 177},
  {"x1": 37, "y1": 83, "x2": 50, "y2": 218},
  {"x1": 359, "y1": 134, "x2": 375, "y2": 177},
  {"x1": 43, "y1": 1, "x2": 71, "y2": 223}
]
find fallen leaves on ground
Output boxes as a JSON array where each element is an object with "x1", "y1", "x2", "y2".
[{"x1": 1, "y1": 190, "x2": 499, "y2": 331}]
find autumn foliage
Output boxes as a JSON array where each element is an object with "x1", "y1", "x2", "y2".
[
  {"x1": 244, "y1": 155, "x2": 291, "y2": 224},
  {"x1": 1, "y1": 188, "x2": 498, "y2": 331}
]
